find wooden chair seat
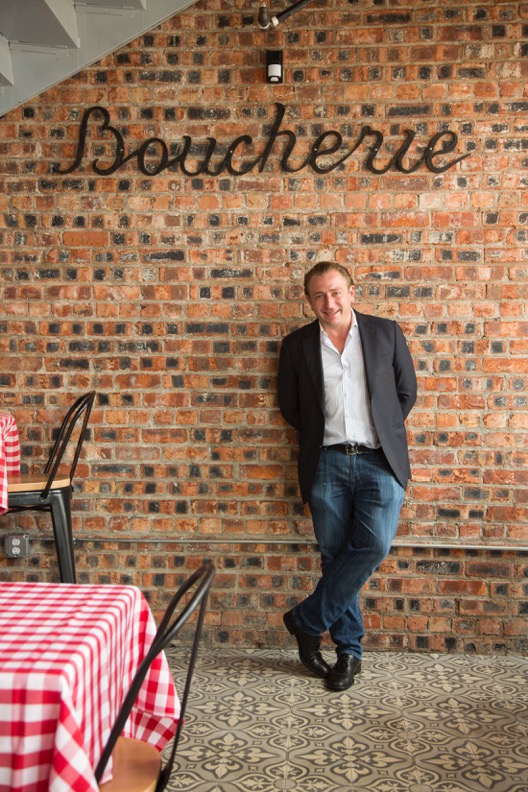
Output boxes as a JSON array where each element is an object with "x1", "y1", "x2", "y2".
[
  {"x1": 8, "y1": 473, "x2": 71, "y2": 493},
  {"x1": 98, "y1": 737, "x2": 161, "y2": 792}
]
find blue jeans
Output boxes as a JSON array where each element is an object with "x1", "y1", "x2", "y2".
[{"x1": 293, "y1": 447, "x2": 405, "y2": 660}]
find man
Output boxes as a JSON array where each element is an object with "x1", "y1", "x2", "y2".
[{"x1": 278, "y1": 262, "x2": 417, "y2": 691}]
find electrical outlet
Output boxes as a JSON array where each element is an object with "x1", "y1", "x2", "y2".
[{"x1": 5, "y1": 535, "x2": 30, "y2": 558}]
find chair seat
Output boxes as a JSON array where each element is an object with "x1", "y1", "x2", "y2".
[
  {"x1": 98, "y1": 737, "x2": 161, "y2": 792},
  {"x1": 8, "y1": 473, "x2": 71, "y2": 493}
]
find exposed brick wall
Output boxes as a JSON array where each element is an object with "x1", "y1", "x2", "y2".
[
  {"x1": 1, "y1": 539, "x2": 525, "y2": 653},
  {"x1": 0, "y1": 0, "x2": 526, "y2": 654}
]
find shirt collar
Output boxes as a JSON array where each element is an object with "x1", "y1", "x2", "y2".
[{"x1": 319, "y1": 309, "x2": 357, "y2": 341}]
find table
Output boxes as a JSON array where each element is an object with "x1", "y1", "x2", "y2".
[
  {"x1": 0, "y1": 411, "x2": 20, "y2": 513},
  {"x1": 0, "y1": 581, "x2": 180, "y2": 792}
]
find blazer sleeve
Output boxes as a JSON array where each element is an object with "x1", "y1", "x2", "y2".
[
  {"x1": 393, "y1": 321, "x2": 417, "y2": 421},
  {"x1": 277, "y1": 338, "x2": 301, "y2": 431}
]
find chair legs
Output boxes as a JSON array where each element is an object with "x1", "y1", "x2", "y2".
[
  {"x1": 49, "y1": 488, "x2": 76, "y2": 583},
  {"x1": 7, "y1": 486, "x2": 77, "y2": 583}
]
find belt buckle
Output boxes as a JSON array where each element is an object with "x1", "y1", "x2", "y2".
[{"x1": 345, "y1": 444, "x2": 358, "y2": 455}]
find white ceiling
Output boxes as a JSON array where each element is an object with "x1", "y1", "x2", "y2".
[{"x1": 0, "y1": 0, "x2": 198, "y2": 116}]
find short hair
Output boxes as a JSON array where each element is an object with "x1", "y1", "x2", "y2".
[{"x1": 304, "y1": 262, "x2": 353, "y2": 295}]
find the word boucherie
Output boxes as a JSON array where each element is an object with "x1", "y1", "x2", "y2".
[{"x1": 57, "y1": 102, "x2": 470, "y2": 179}]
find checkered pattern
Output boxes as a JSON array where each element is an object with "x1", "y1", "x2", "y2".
[
  {"x1": 0, "y1": 411, "x2": 20, "y2": 513},
  {"x1": 0, "y1": 582, "x2": 180, "y2": 792}
]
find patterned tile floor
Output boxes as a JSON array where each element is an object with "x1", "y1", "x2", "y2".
[{"x1": 164, "y1": 648, "x2": 528, "y2": 792}]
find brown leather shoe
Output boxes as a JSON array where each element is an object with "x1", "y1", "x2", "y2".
[
  {"x1": 283, "y1": 609, "x2": 330, "y2": 678},
  {"x1": 325, "y1": 654, "x2": 362, "y2": 691}
]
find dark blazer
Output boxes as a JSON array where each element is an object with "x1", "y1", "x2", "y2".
[{"x1": 278, "y1": 311, "x2": 417, "y2": 502}]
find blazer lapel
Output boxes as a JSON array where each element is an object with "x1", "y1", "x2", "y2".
[{"x1": 355, "y1": 311, "x2": 377, "y2": 395}]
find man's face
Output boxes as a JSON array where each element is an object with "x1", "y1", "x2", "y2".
[{"x1": 306, "y1": 270, "x2": 355, "y2": 332}]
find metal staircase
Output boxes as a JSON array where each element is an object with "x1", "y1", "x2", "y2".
[{"x1": 0, "y1": 0, "x2": 198, "y2": 117}]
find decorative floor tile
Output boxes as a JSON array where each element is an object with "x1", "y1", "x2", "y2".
[{"x1": 163, "y1": 648, "x2": 528, "y2": 792}]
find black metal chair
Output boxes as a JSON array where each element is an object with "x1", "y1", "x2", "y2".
[
  {"x1": 6, "y1": 391, "x2": 96, "y2": 583},
  {"x1": 95, "y1": 561, "x2": 215, "y2": 792}
]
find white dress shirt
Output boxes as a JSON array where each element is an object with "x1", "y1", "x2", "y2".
[{"x1": 320, "y1": 311, "x2": 380, "y2": 448}]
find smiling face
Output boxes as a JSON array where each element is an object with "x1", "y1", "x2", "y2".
[{"x1": 305, "y1": 269, "x2": 355, "y2": 333}]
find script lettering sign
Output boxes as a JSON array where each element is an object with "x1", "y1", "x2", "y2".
[{"x1": 57, "y1": 103, "x2": 470, "y2": 179}]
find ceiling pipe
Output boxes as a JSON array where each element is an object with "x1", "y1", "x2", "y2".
[{"x1": 258, "y1": 0, "x2": 316, "y2": 30}]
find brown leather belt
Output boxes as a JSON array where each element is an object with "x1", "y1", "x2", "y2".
[{"x1": 324, "y1": 443, "x2": 377, "y2": 455}]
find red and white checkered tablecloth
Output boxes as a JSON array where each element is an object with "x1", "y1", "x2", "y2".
[
  {"x1": 0, "y1": 411, "x2": 20, "y2": 513},
  {"x1": 0, "y1": 581, "x2": 180, "y2": 792}
]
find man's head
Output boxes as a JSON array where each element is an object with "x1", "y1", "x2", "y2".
[{"x1": 304, "y1": 262, "x2": 355, "y2": 333}]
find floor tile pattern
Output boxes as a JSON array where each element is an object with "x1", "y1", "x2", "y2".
[{"x1": 163, "y1": 648, "x2": 528, "y2": 792}]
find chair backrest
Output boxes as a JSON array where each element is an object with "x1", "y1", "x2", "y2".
[
  {"x1": 94, "y1": 561, "x2": 215, "y2": 790},
  {"x1": 40, "y1": 391, "x2": 96, "y2": 501}
]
